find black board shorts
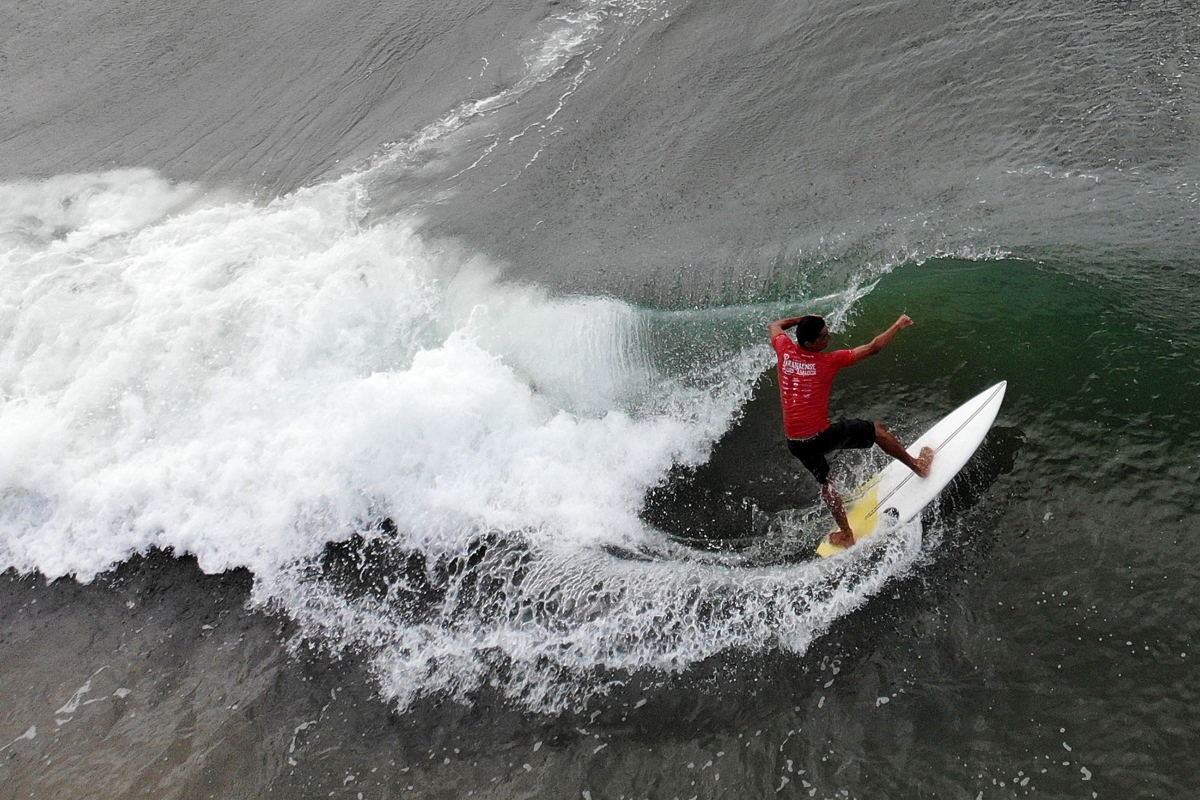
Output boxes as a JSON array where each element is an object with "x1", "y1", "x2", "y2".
[{"x1": 787, "y1": 419, "x2": 877, "y2": 485}]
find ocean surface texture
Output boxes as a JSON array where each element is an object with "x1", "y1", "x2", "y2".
[{"x1": 2, "y1": 0, "x2": 1198, "y2": 797}]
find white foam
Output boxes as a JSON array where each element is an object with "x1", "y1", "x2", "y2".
[
  {"x1": 0, "y1": 169, "x2": 747, "y2": 577},
  {"x1": 0, "y1": 169, "x2": 207, "y2": 250}
]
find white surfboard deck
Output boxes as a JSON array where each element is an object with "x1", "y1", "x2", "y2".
[{"x1": 816, "y1": 381, "x2": 1007, "y2": 558}]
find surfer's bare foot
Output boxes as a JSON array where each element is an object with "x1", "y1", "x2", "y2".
[
  {"x1": 830, "y1": 529, "x2": 855, "y2": 548},
  {"x1": 914, "y1": 446, "x2": 934, "y2": 478}
]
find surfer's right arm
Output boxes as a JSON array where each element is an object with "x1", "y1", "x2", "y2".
[{"x1": 768, "y1": 316, "x2": 806, "y2": 339}]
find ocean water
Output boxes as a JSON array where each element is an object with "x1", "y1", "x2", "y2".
[{"x1": 1, "y1": 0, "x2": 1198, "y2": 797}]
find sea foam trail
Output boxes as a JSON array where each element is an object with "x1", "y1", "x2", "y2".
[{"x1": 272, "y1": 518, "x2": 924, "y2": 713}]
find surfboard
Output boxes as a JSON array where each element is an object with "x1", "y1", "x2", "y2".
[{"x1": 816, "y1": 381, "x2": 1007, "y2": 557}]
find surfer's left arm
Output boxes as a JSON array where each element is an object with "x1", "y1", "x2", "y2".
[{"x1": 852, "y1": 314, "x2": 914, "y2": 361}]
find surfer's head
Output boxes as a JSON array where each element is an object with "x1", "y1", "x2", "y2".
[{"x1": 796, "y1": 315, "x2": 830, "y2": 350}]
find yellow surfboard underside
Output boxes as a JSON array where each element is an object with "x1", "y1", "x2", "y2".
[{"x1": 815, "y1": 477, "x2": 883, "y2": 557}]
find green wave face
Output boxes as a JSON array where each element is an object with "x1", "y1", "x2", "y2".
[{"x1": 645, "y1": 256, "x2": 1200, "y2": 550}]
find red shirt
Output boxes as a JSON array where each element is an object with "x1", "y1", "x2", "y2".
[{"x1": 773, "y1": 333, "x2": 857, "y2": 439}]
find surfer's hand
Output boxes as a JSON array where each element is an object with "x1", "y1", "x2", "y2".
[{"x1": 896, "y1": 314, "x2": 914, "y2": 329}]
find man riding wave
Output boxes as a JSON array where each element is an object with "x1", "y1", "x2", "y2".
[{"x1": 769, "y1": 313, "x2": 934, "y2": 548}]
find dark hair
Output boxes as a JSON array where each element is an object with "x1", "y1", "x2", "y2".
[{"x1": 795, "y1": 315, "x2": 826, "y2": 345}]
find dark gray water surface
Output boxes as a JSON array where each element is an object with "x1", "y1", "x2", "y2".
[{"x1": 2, "y1": 0, "x2": 1199, "y2": 797}]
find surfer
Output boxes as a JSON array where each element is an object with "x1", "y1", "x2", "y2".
[{"x1": 769, "y1": 314, "x2": 934, "y2": 548}]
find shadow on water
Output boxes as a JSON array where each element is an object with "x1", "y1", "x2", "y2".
[{"x1": 639, "y1": 371, "x2": 814, "y2": 549}]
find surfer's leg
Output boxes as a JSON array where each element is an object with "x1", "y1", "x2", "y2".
[
  {"x1": 874, "y1": 422, "x2": 933, "y2": 477},
  {"x1": 788, "y1": 437, "x2": 855, "y2": 544},
  {"x1": 822, "y1": 479, "x2": 855, "y2": 547}
]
